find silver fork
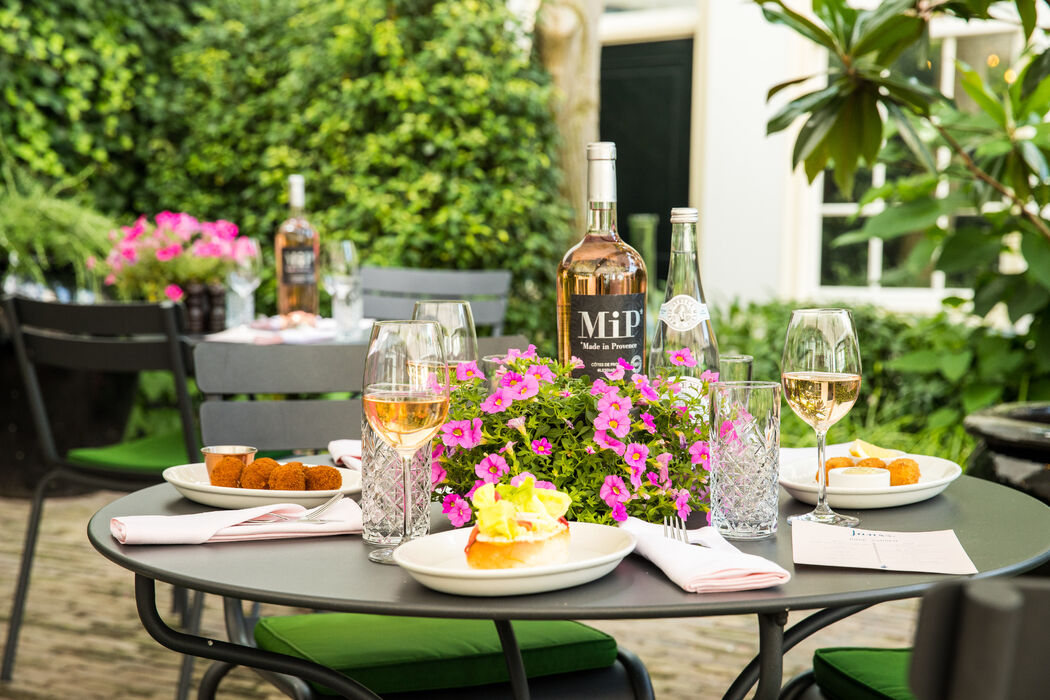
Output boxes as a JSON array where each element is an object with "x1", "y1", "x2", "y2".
[
  {"x1": 661, "y1": 515, "x2": 690, "y2": 545},
  {"x1": 239, "y1": 493, "x2": 344, "y2": 526}
]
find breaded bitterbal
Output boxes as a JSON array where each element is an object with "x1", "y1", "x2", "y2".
[
  {"x1": 268, "y1": 462, "x2": 306, "y2": 490},
  {"x1": 305, "y1": 465, "x2": 342, "y2": 491},
  {"x1": 818, "y1": 456, "x2": 855, "y2": 482},
  {"x1": 885, "y1": 457, "x2": 920, "y2": 486},
  {"x1": 240, "y1": 457, "x2": 280, "y2": 489},
  {"x1": 209, "y1": 456, "x2": 244, "y2": 487}
]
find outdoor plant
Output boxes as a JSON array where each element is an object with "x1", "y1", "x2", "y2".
[
  {"x1": 755, "y1": 0, "x2": 1050, "y2": 414},
  {"x1": 432, "y1": 347, "x2": 715, "y2": 527},
  {"x1": 92, "y1": 212, "x2": 257, "y2": 302}
]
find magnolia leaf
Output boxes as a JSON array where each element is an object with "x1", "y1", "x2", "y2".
[
  {"x1": 828, "y1": 94, "x2": 863, "y2": 196},
  {"x1": 758, "y1": 1, "x2": 839, "y2": 53},
  {"x1": 1017, "y1": 0, "x2": 1036, "y2": 41},
  {"x1": 803, "y1": 140, "x2": 830, "y2": 182},
  {"x1": 833, "y1": 195, "x2": 965, "y2": 246},
  {"x1": 1021, "y1": 50, "x2": 1050, "y2": 100},
  {"x1": 768, "y1": 84, "x2": 842, "y2": 134},
  {"x1": 962, "y1": 383, "x2": 1003, "y2": 413},
  {"x1": 937, "y1": 226, "x2": 1002, "y2": 273},
  {"x1": 885, "y1": 349, "x2": 941, "y2": 373},
  {"x1": 852, "y1": 0, "x2": 924, "y2": 62},
  {"x1": 767, "y1": 74, "x2": 817, "y2": 101},
  {"x1": 857, "y1": 88, "x2": 882, "y2": 164},
  {"x1": 1019, "y1": 141, "x2": 1050, "y2": 181},
  {"x1": 957, "y1": 60, "x2": 1006, "y2": 126},
  {"x1": 939, "y1": 350, "x2": 973, "y2": 383},
  {"x1": 792, "y1": 102, "x2": 840, "y2": 167},
  {"x1": 927, "y1": 407, "x2": 961, "y2": 430},
  {"x1": 888, "y1": 102, "x2": 937, "y2": 173},
  {"x1": 1021, "y1": 230, "x2": 1050, "y2": 291},
  {"x1": 973, "y1": 275, "x2": 1014, "y2": 317}
]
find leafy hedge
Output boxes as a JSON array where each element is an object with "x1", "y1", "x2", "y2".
[
  {"x1": 715, "y1": 300, "x2": 1046, "y2": 466},
  {"x1": 140, "y1": 0, "x2": 570, "y2": 347},
  {"x1": 0, "y1": 0, "x2": 193, "y2": 215}
]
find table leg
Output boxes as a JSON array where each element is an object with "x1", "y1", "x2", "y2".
[
  {"x1": 493, "y1": 620, "x2": 531, "y2": 700},
  {"x1": 721, "y1": 604, "x2": 873, "y2": 700},
  {"x1": 133, "y1": 575, "x2": 382, "y2": 700}
]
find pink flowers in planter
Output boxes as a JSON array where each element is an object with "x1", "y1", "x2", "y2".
[{"x1": 92, "y1": 211, "x2": 257, "y2": 302}]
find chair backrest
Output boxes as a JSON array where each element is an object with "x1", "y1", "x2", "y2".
[
  {"x1": 2, "y1": 295, "x2": 198, "y2": 466},
  {"x1": 909, "y1": 577, "x2": 1050, "y2": 700},
  {"x1": 360, "y1": 266, "x2": 512, "y2": 334},
  {"x1": 194, "y1": 335, "x2": 530, "y2": 453}
]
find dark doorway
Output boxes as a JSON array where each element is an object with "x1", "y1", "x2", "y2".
[{"x1": 600, "y1": 38, "x2": 693, "y2": 285}]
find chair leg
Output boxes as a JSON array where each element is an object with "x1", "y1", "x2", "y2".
[
  {"x1": 616, "y1": 647, "x2": 656, "y2": 700},
  {"x1": 1, "y1": 467, "x2": 62, "y2": 681},
  {"x1": 174, "y1": 590, "x2": 206, "y2": 700},
  {"x1": 198, "y1": 661, "x2": 237, "y2": 700}
]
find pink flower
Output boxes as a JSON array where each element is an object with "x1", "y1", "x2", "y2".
[
  {"x1": 212, "y1": 219, "x2": 239, "y2": 240},
  {"x1": 597, "y1": 392, "x2": 632, "y2": 414},
  {"x1": 594, "y1": 410, "x2": 631, "y2": 438},
  {"x1": 585, "y1": 445, "x2": 596, "y2": 455},
  {"x1": 164, "y1": 284, "x2": 184, "y2": 302},
  {"x1": 600, "y1": 475, "x2": 630, "y2": 506},
  {"x1": 446, "y1": 496, "x2": 472, "y2": 527},
  {"x1": 636, "y1": 379, "x2": 660, "y2": 402},
  {"x1": 119, "y1": 244, "x2": 138, "y2": 263},
  {"x1": 570, "y1": 356, "x2": 585, "y2": 369},
  {"x1": 512, "y1": 471, "x2": 557, "y2": 490},
  {"x1": 603, "y1": 365, "x2": 625, "y2": 380},
  {"x1": 700, "y1": 369, "x2": 719, "y2": 382},
  {"x1": 456, "y1": 361, "x2": 485, "y2": 382},
  {"x1": 480, "y1": 389, "x2": 514, "y2": 413},
  {"x1": 525, "y1": 364, "x2": 555, "y2": 383},
  {"x1": 623, "y1": 442, "x2": 649, "y2": 470},
  {"x1": 512, "y1": 374, "x2": 540, "y2": 399},
  {"x1": 431, "y1": 462, "x2": 447, "y2": 486},
  {"x1": 669, "y1": 347, "x2": 697, "y2": 367},
  {"x1": 610, "y1": 501, "x2": 628, "y2": 522},
  {"x1": 442, "y1": 419, "x2": 482, "y2": 450},
  {"x1": 500, "y1": 372, "x2": 525, "y2": 391},
  {"x1": 86, "y1": 256, "x2": 97, "y2": 270},
  {"x1": 156, "y1": 244, "x2": 182, "y2": 262},
  {"x1": 192, "y1": 240, "x2": 224, "y2": 258},
  {"x1": 618, "y1": 358, "x2": 634, "y2": 371},
  {"x1": 675, "y1": 490, "x2": 692, "y2": 520},
  {"x1": 590, "y1": 379, "x2": 611, "y2": 396},
  {"x1": 505, "y1": 344, "x2": 537, "y2": 361},
  {"x1": 441, "y1": 493, "x2": 460, "y2": 514},
  {"x1": 499, "y1": 440, "x2": 516, "y2": 454},
  {"x1": 689, "y1": 441, "x2": 711, "y2": 470},
  {"x1": 475, "y1": 453, "x2": 509, "y2": 483},
  {"x1": 720, "y1": 420, "x2": 740, "y2": 444},
  {"x1": 530, "y1": 438, "x2": 553, "y2": 456},
  {"x1": 432, "y1": 443, "x2": 445, "y2": 461},
  {"x1": 559, "y1": 389, "x2": 572, "y2": 398},
  {"x1": 104, "y1": 273, "x2": 116, "y2": 286},
  {"x1": 466, "y1": 479, "x2": 485, "y2": 499},
  {"x1": 593, "y1": 430, "x2": 626, "y2": 455},
  {"x1": 640, "y1": 412, "x2": 657, "y2": 434},
  {"x1": 506, "y1": 415, "x2": 527, "y2": 434}
]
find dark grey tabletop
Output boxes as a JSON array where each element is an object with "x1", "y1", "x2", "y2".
[{"x1": 87, "y1": 476, "x2": 1050, "y2": 620}]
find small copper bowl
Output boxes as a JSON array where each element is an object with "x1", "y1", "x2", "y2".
[{"x1": 200, "y1": 445, "x2": 258, "y2": 480}]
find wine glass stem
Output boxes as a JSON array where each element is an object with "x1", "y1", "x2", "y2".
[
  {"x1": 401, "y1": 454, "x2": 412, "y2": 544},
  {"x1": 814, "y1": 428, "x2": 830, "y2": 513}
]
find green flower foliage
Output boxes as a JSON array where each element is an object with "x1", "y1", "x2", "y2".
[
  {"x1": 143, "y1": 0, "x2": 570, "y2": 347},
  {"x1": 0, "y1": 0, "x2": 193, "y2": 214}
]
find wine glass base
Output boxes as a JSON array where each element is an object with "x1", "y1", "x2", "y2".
[
  {"x1": 788, "y1": 510, "x2": 859, "y2": 527},
  {"x1": 368, "y1": 546, "x2": 399, "y2": 565}
]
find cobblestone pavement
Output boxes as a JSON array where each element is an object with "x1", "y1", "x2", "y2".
[{"x1": 0, "y1": 491, "x2": 917, "y2": 699}]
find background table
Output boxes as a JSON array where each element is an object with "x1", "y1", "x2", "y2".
[{"x1": 88, "y1": 476, "x2": 1050, "y2": 699}]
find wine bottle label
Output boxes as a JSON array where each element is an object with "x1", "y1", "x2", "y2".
[
  {"x1": 281, "y1": 246, "x2": 316, "y2": 285},
  {"x1": 658, "y1": 295, "x2": 709, "y2": 332},
  {"x1": 569, "y1": 293, "x2": 646, "y2": 376}
]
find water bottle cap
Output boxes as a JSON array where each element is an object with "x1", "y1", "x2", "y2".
[
  {"x1": 670, "y1": 207, "x2": 698, "y2": 223},
  {"x1": 289, "y1": 175, "x2": 305, "y2": 208},
  {"x1": 587, "y1": 142, "x2": 616, "y2": 160}
]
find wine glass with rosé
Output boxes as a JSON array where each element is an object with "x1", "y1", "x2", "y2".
[
  {"x1": 781, "y1": 308, "x2": 862, "y2": 527},
  {"x1": 362, "y1": 321, "x2": 450, "y2": 563}
]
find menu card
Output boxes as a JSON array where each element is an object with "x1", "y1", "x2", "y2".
[{"x1": 791, "y1": 521, "x2": 978, "y2": 575}]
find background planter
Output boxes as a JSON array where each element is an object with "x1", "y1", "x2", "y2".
[{"x1": 964, "y1": 402, "x2": 1050, "y2": 505}]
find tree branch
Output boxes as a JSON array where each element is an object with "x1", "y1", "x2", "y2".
[{"x1": 931, "y1": 120, "x2": 1050, "y2": 243}]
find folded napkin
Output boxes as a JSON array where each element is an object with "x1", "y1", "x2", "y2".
[
  {"x1": 620, "y1": 517, "x2": 790, "y2": 593},
  {"x1": 110, "y1": 498, "x2": 362, "y2": 545},
  {"x1": 328, "y1": 439, "x2": 363, "y2": 469}
]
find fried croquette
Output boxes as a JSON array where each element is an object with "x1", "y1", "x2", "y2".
[
  {"x1": 209, "y1": 456, "x2": 244, "y2": 487},
  {"x1": 240, "y1": 457, "x2": 280, "y2": 490},
  {"x1": 818, "y1": 456, "x2": 856, "y2": 482},
  {"x1": 305, "y1": 465, "x2": 342, "y2": 491},
  {"x1": 857, "y1": 457, "x2": 887, "y2": 469},
  {"x1": 885, "y1": 457, "x2": 920, "y2": 486},
  {"x1": 268, "y1": 462, "x2": 306, "y2": 490}
]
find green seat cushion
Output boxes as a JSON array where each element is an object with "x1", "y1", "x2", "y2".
[
  {"x1": 67, "y1": 428, "x2": 194, "y2": 473},
  {"x1": 254, "y1": 614, "x2": 618, "y2": 695},
  {"x1": 813, "y1": 647, "x2": 916, "y2": 700}
]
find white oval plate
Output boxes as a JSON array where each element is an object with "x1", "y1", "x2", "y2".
[
  {"x1": 393, "y1": 522, "x2": 636, "y2": 597},
  {"x1": 163, "y1": 462, "x2": 361, "y2": 509},
  {"x1": 779, "y1": 445, "x2": 962, "y2": 509}
]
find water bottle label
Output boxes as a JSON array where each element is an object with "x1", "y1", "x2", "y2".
[{"x1": 658, "y1": 295, "x2": 709, "y2": 332}]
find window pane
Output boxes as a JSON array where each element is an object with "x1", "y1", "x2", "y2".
[
  {"x1": 821, "y1": 217, "x2": 867, "y2": 286},
  {"x1": 945, "y1": 216, "x2": 996, "y2": 288},
  {"x1": 955, "y1": 33, "x2": 1022, "y2": 112}
]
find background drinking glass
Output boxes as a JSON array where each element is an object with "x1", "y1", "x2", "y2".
[
  {"x1": 321, "y1": 239, "x2": 363, "y2": 341},
  {"x1": 226, "y1": 238, "x2": 261, "y2": 328},
  {"x1": 411, "y1": 300, "x2": 479, "y2": 365},
  {"x1": 709, "y1": 381, "x2": 781, "y2": 540},
  {"x1": 361, "y1": 321, "x2": 450, "y2": 564},
  {"x1": 481, "y1": 354, "x2": 508, "y2": 393},
  {"x1": 781, "y1": 308, "x2": 862, "y2": 527},
  {"x1": 718, "y1": 354, "x2": 753, "y2": 382}
]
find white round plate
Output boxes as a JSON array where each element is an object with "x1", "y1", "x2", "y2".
[
  {"x1": 779, "y1": 444, "x2": 962, "y2": 509},
  {"x1": 163, "y1": 462, "x2": 361, "y2": 509},
  {"x1": 393, "y1": 522, "x2": 636, "y2": 597}
]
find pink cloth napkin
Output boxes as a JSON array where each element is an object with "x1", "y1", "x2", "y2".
[
  {"x1": 620, "y1": 517, "x2": 790, "y2": 593},
  {"x1": 110, "y1": 498, "x2": 362, "y2": 545},
  {"x1": 328, "y1": 439, "x2": 362, "y2": 469}
]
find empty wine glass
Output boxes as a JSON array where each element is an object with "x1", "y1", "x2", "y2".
[
  {"x1": 411, "y1": 300, "x2": 479, "y2": 366},
  {"x1": 321, "y1": 239, "x2": 362, "y2": 341},
  {"x1": 227, "y1": 238, "x2": 262, "y2": 327},
  {"x1": 362, "y1": 321, "x2": 450, "y2": 563},
  {"x1": 781, "y1": 308, "x2": 862, "y2": 527}
]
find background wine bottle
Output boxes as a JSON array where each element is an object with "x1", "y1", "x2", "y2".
[
  {"x1": 556, "y1": 142, "x2": 647, "y2": 376},
  {"x1": 275, "y1": 174, "x2": 320, "y2": 320},
  {"x1": 648, "y1": 207, "x2": 719, "y2": 385}
]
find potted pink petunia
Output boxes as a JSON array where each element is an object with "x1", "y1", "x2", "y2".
[{"x1": 431, "y1": 347, "x2": 717, "y2": 527}]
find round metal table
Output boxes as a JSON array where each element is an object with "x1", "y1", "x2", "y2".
[{"x1": 88, "y1": 476, "x2": 1050, "y2": 699}]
